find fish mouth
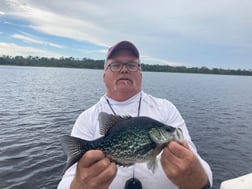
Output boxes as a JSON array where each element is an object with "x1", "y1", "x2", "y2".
[{"x1": 174, "y1": 128, "x2": 184, "y2": 142}]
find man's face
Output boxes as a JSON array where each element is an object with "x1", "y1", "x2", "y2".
[{"x1": 103, "y1": 49, "x2": 142, "y2": 98}]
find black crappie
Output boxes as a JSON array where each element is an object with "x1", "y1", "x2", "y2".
[{"x1": 61, "y1": 112, "x2": 183, "y2": 172}]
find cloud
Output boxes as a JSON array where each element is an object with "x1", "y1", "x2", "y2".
[
  {"x1": 11, "y1": 33, "x2": 64, "y2": 48},
  {"x1": 3, "y1": 0, "x2": 252, "y2": 47},
  {"x1": 0, "y1": 42, "x2": 64, "y2": 57},
  {"x1": 1, "y1": 0, "x2": 252, "y2": 69},
  {"x1": 141, "y1": 55, "x2": 182, "y2": 67},
  {"x1": 2, "y1": 0, "x2": 108, "y2": 46}
]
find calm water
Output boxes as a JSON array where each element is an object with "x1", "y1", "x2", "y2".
[{"x1": 0, "y1": 66, "x2": 252, "y2": 189}]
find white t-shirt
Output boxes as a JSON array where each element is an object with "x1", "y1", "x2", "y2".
[{"x1": 57, "y1": 91, "x2": 212, "y2": 189}]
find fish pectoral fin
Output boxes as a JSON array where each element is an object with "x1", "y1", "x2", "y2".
[
  {"x1": 146, "y1": 145, "x2": 163, "y2": 173},
  {"x1": 147, "y1": 158, "x2": 157, "y2": 173}
]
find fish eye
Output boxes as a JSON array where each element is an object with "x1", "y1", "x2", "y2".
[{"x1": 165, "y1": 126, "x2": 175, "y2": 132}]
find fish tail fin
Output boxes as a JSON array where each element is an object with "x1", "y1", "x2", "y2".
[{"x1": 61, "y1": 135, "x2": 91, "y2": 172}]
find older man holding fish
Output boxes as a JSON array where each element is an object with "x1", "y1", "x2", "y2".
[{"x1": 58, "y1": 41, "x2": 212, "y2": 189}]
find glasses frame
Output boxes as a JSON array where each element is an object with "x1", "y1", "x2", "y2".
[{"x1": 106, "y1": 62, "x2": 141, "y2": 72}]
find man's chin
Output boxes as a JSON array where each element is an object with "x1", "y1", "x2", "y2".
[
  {"x1": 115, "y1": 86, "x2": 134, "y2": 92},
  {"x1": 113, "y1": 79, "x2": 138, "y2": 92}
]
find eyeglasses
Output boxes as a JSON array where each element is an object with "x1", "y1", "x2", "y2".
[
  {"x1": 124, "y1": 177, "x2": 142, "y2": 189},
  {"x1": 107, "y1": 62, "x2": 140, "y2": 72}
]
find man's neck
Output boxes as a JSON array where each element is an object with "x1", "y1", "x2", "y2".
[{"x1": 106, "y1": 91, "x2": 141, "y2": 102}]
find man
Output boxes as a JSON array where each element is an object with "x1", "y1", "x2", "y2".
[{"x1": 58, "y1": 41, "x2": 212, "y2": 189}]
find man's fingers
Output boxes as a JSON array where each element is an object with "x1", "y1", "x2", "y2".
[
  {"x1": 96, "y1": 162, "x2": 117, "y2": 185},
  {"x1": 80, "y1": 150, "x2": 105, "y2": 167},
  {"x1": 167, "y1": 141, "x2": 190, "y2": 159},
  {"x1": 88, "y1": 157, "x2": 112, "y2": 177}
]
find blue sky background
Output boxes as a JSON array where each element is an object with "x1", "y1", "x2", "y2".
[{"x1": 0, "y1": 0, "x2": 252, "y2": 69}]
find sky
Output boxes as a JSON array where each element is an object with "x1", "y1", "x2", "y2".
[{"x1": 0, "y1": 0, "x2": 252, "y2": 70}]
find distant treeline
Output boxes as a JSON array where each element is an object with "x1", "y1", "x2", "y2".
[{"x1": 0, "y1": 55, "x2": 251, "y2": 76}]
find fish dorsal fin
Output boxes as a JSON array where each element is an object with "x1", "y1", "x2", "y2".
[{"x1": 98, "y1": 112, "x2": 131, "y2": 135}]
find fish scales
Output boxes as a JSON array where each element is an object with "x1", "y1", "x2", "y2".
[
  {"x1": 95, "y1": 123, "x2": 156, "y2": 163},
  {"x1": 61, "y1": 112, "x2": 183, "y2": 172}
]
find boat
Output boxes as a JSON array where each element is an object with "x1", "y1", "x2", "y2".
[{"x1": 220, "y1": 173, "x2": 252, "y2": 189}]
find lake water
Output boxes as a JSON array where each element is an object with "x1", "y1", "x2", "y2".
[{"x1": 0, "y1": 66, "x2": 252, "y2": 189}]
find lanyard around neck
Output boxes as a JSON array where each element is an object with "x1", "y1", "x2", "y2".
[{"x1": 106, "y1": 93, "x2": 142, "y2": 117}]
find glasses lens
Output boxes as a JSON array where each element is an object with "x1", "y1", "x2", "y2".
[
  {"x1": 108, "y1": 63, "x2": 139, "y2": 72},
  {"x1": 127, "y1": 63, "x2": 139, "y2": 71},
  {"x1": 124, "y1": 177, "x2": 142, "y2": 189},
  {"x1": 109, "y1": 63, "x2": 122, "y2": 72}
]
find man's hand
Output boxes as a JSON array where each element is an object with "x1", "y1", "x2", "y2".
[
  {"x1": 70, "y1": 150, "x2": 117, "y2": 189},
  {"x1": 161, "y1": 141, "x2": 209, "y2": 189}
]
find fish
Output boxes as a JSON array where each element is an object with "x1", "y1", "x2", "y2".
[{"x1": 61, "y1": 112, "x2": 184, "y2": 172}]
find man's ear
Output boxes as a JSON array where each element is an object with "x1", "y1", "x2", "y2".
[{"x1": 103, "y1": 73, "x2": 106, "y2": 82}]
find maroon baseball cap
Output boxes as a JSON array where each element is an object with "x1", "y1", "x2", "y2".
[{"x1": 106, "y1": 40, "x2": 140, "y2": 61}]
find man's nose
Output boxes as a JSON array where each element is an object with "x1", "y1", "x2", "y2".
[{"x1": 120, "y1": 64, "x2": 128, "y2": 73}]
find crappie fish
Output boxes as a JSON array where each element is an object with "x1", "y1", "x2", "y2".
[{"x1": 61, "y1": 112, "x2": 183, "y2": 172}]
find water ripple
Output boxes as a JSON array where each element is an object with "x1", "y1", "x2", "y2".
[{"x1": 1, "y1": 67, "x2": 252, "y2": 189}]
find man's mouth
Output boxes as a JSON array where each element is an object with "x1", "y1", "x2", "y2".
[
  {"x1": 118, "y1": 77, "x2": 131, "y2": 81},
  {"x1": 116, "y1": 78, "x2": 132, "y2": 85}
]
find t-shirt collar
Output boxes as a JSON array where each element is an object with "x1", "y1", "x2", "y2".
[{"x1": 104, "y1": 92, "x2": 141, "y2": 105}]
